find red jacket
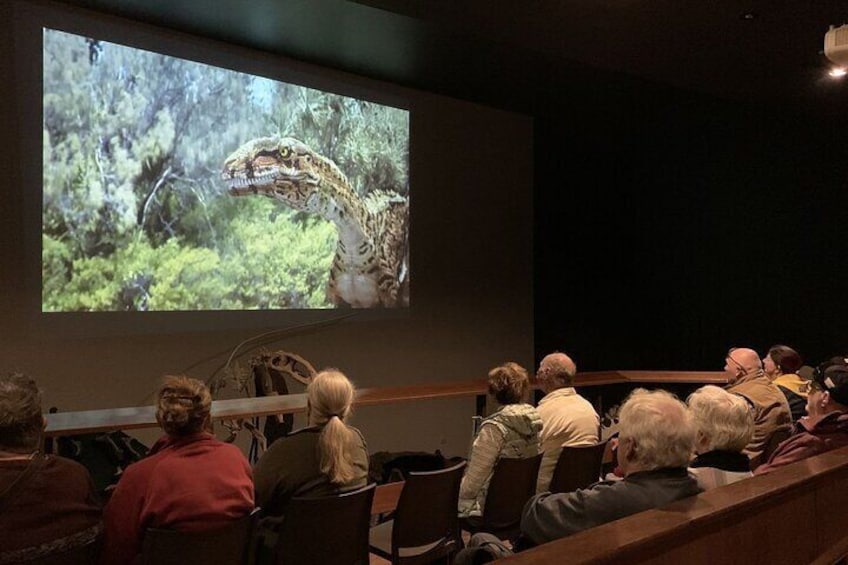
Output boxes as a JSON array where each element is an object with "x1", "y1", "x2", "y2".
[
  {"x1": 754, "y1": 411, "x2": 848, "y2": 475},
  {"x1": 100, "y1": 432, "x2": 254, "y2": 565}
]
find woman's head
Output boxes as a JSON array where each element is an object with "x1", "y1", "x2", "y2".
[
  {"x1": 487, "y1": 362, "x2": 530, "y2": 405},
  {"x1": 0, "y1": 373, "x2": 44, "y2": 452},
  {"x1": 155, "y1": 375, "x2": 212, "y2": 436},
  {"x1": 687, "y1": 385, "x2": 754, "y2": 454},
  {"x1": 763, "y1": 345, "x2": 802, "y2": 377},
  {"x1": 308, "y1": 369, "x2": 359, "y2": 485},
  {"x1": 307, "y1": 369, "x2": 355, "y2": 427}
]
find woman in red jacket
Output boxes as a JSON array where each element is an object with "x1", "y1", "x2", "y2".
[{"x1": 100, "y1": 376, "x2": 255, "y2": 564}]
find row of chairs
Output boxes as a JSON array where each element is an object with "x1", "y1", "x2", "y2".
[
  {"x1": 42, "y1": 442, "x2": 607, "y2": 565},
  {"x1": 145, "y1": 442, "x2": 608, "y2": 565}
]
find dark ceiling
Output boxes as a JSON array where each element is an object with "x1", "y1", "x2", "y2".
[{"x1": 53, "y1": 0, "x2": 848, "y2": 116}]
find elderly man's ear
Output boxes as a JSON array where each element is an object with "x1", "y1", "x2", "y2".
[{"x1": 619, "y1": 437, "x2": 637, "y2": 461}]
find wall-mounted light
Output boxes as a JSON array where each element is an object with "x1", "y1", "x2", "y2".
[{"x1": 824, "y1": 24, "x2": 848, "y2": 79}]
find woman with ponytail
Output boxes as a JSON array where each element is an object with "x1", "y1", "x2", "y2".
[
  {"x1": 100, "y1": 376, "x2": 254, "y2": 565},
  {"x1": 254, "y1": 369, "x2": 368, "y2": 518}
]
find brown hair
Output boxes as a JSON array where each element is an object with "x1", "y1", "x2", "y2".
[
  {"x1": 156, "y1": 375, "x2": 212, "y2": 436},
  {"x1": 768, "y1": 345, "x2": 803, "y2": 375},
  {"x1": 487, "y1": 362, "x2": 530, "y2": 405},
  {"x1": 0, "y1": 373, "x2": 44, "y2": 451},
  {"x1": 308, "y1": 369, "x2": 358, "y2": 485}
]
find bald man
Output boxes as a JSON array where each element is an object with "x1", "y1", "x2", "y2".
[
  {"x1": 724, "y1": 347, "x2": 791, "y2": 469},
  {"x1": 534, "y1": 352, "x2": 600, "y2": 492}
]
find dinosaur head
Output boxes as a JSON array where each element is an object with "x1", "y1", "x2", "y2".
[{"x1": 221, "y1": 136, "x2": 343, "y2": 212}]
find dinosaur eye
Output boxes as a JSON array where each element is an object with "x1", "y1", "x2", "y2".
[
  {"x1": 280, "y1": 148, "x2": 291, "y2": 159},
  {"x1": 303, "y1": 154, "x2": 311, "y2": 163}
]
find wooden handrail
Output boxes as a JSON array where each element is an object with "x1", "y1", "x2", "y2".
[
  {"x1": 44, "y1": 379, "x2": 490, "y2": 436},
  {"x1": 495, "y1": 445, "x2": 848, "y2": 564},
  {"x1": 44, "y1": 371, "x2": 729, "y2": 437}
]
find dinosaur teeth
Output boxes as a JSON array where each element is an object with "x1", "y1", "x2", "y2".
[{"x1": 225, "y1": 173, "x2": 276, "y2": 189}]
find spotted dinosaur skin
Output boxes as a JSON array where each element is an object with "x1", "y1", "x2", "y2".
[{"x1": 221, "y1": 136, "x2": 409, "y2": 308}]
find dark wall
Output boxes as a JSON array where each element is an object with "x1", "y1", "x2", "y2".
[{"x1": 535, "y1": 93, "x2": 848, "y2": 371}]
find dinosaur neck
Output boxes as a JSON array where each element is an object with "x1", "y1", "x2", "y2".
[{"x1": 307, "y1": 181, "x2": 370, "y2": 249}]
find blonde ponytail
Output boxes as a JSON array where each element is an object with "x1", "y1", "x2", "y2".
[{"x1": 308, "y1": 369, "x2": 358, "y2": 484}]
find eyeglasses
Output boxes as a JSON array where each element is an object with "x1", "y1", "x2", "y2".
[{"x1": 726, "y1": 349, "x2": 748, "y2": 374}]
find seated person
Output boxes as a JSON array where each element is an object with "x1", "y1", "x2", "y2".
[
  {"x1": 755, "y1": 356, "x2": 848, "y2": 474},
  {"x1": 520, "y1": 388, "x2": 700, "y2": 546},
  {"x1": 254, "y1": 369, "x2": 368, "y2": 515},
  {"x1": 458, "y1": 362, "x2": 542, "y2": 520},
  {"x1": 763, "y1": 345, "x2": 808, "y2": 422},
  {"x1": 0, "y1": 373, "x2": 102, "y2": 563},
  {"x1": 534, "y1": 352, "x2": 600, "y2": 493},
  {"x1": 724, "y1": 347, "x2": 792, "y2": 469},
  {"x1": 100, "y1": 375, "x2": 254, "y2": 565},
  {"x1": 687, "y1": 385, "x2": 754, "y2": 489}
]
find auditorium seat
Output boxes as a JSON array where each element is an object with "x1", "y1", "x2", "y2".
[
  {"x1": 21, "y1": 534, "x2": 101, "y2": 565},
  {"x1": 758, "y1": 425, "x2": 793, "y2": 470},
  {"x1": 548, "y1": 441, "x2": 607, "y2": 494},
  {"x1": 276, "y1": 483, "x2": 375, "y2": 565},
  {"x1": 140, "y1": 510, "x2": 258, "y2": 565},
  {"x1": 460, "y1": 453, "x2": 543, "y2": 540},
  {"x1": 369, "y1": 460, "x2": 466, "y2": 565}
]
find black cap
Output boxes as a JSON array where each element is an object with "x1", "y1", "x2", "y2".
[{"x1": 813, "y1": 357, "x2": 848, "y2": 406}]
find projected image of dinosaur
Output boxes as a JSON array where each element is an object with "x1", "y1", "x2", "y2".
[
  {"x1": 41, "y1": 27, "x2": 409, "y2": 312},
  {"x1": 222, "y1": 137, "x2": 408, "y2": 308}
]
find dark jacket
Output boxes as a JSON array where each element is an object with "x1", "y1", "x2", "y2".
[
  {"x1": 754, "y1": 411, "x2": 848, "y2": 474},
  {"x1": 253, "y1": 425, "x2": 368, "y2": 517},
  {"x1": 520, "y1": 467, "x2": 701, "y2": 545}
]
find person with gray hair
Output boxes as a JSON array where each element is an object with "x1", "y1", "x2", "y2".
[
  {"x1": 519, "y1": 388, "x2": 701, "y2": 546},
  {"x1": 687, "y1": 385, "x2": 754, "y2": 489},
  {"x1": 0, "y1": 373, "x2": 102, "y2": 563}
]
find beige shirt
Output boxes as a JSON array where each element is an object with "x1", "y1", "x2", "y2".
[{"x1": 536, "y1": 387, "x2": 600, "y2": 492}]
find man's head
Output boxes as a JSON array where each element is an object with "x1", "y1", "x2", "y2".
[
  {"x1": 617, "y1": 389, "x2": 695, "y2": 476},
  {"x1": 0, "y1": 373, "x2": 45, "y2": 453},
  {"x1": 806, "y1": 357, "x2": 848, "y2": 417},
  {"x1": 724, "y1": 347, "x2": 763, "y2": 383},
  {"x1": 687, "y1": 385, "x2": 754, "y2": 454},
  {"x1": 536, "y1": 352, "x2": 577, "y2": 394}
]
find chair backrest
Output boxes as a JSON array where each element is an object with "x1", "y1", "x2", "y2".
[
  {"x1": 21, "y1": 534, "x2": 101, "y2": 565},
  {"x1": 548, "y1": 441, "x2": 608, "y2": 494},
  {"x1": 276, "y1": 483, "x2": 375, "y2": 565},
  {"x1": 480, "y1": 453, "x2": 543, "y2": 536},
  {"x1": 140, "y1": 511, "x2": 257, "y2": 565},
  {"x1": 759, "y1": 425, "x2": 793, "y2": 469},
  {"x1": 390, "y1": 460, "x2": 467, "y2": 559}
]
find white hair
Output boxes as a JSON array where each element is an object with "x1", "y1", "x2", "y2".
[
  {"x1": 687, "y1": 385, "x2": 754, "y2": 453},
  {"x1": 619, "y1": 388, "x2": 695, "y2": 469}
]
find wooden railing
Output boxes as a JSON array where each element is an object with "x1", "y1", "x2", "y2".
[
  {"x1": 44, "y1": 371, "x2": 729, "y2": 437},
  {"x1": 496, "y1": 445, "x2": 848, "y2": 564}
]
